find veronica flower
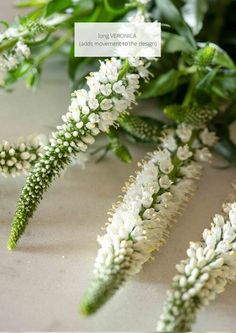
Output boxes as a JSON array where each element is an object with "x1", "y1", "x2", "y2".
[
  {"x1": 120, "y1": 114, "x2": 162, "y2": 143},
  {"x1": 79, "y1": 124, "x2": 217, "y2": 315},
  {"x1": 0, "y1": 135, "x2": 42, "y2": 177},
  {"x1": 8, "y1": 55, "x2": 152, "y2": 250},
  {"x1": 0, "y1": 40, "x2": 31, "y2": 72},
  {"x1": 157, "y1": 187, "x2": 236, "y2": 332}
]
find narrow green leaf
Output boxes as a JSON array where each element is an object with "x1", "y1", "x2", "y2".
[
  {"x1": 182, "y1": 0, "x2": 208, "y2": 35},
  {"x1": 214, "y1": 137, "x2": 236, "y2": 165},
  {"x1": 103, "y1": 0, "x2": 134, "y2": 15},
  {"x1": 141, "y1": 69, "x2": 180, "y2": 98},
  {"x1": 108, "y1": 128, "x2": 132, "y2": 163},
  {"x1": 155, "y1": 0, "x2": 196, "y2": 51},
  {"x1": 26, "y1": 67, "x2": 41, "y2": 90},
  {"x1": 196, "y1": 67, "x2": 219, "y2": 93},
  {"x1": 213, "y1": 46, "x2": 236, "y2": 70},
  {"x1": 211, "y1": 71, "x2": 236, "y2": 100},
  {"x1": 162, "y1": 31, "x2": 193, "y2": 54},
  {"x1": 0, "y1": 20, "x2": 10, "y2": 28},
  {"x1": 112, "y1": 144, "x2": 132, "y2": 163},
  {"x1": 46, "y1": 0, "x2": 72, "y2": 17},
  {"x1": 16, "y1": 0, "x2": 49, "y2": 8},
  {"x1": 73, "y1": 0, "x2": 94, "y2": 16}
]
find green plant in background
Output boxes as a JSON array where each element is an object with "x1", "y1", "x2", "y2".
[
  {"x1": 0, "y1": 0, "x2": 236, "y2": 330},
  {"x1": 1, "y1": 0, "x2": 236, "y2": 165}
]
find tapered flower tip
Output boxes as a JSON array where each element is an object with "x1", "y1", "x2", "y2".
[
  {"x1": 79, "y1": 278, "x2": 119, "y2": 316},
  {"x1": 7, "y1": 238, "x2": 16, "y2": 251},
  {"x1": 79, "y1": 290, "x2": 101, "y2": 316},
  {"x1": 79, "y1": 298, "x2": 95, "y2": 316}
]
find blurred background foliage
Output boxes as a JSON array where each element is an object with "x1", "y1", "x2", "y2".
[{"x1": 0, "y1": 0, "x2": 236, "y2": 165}]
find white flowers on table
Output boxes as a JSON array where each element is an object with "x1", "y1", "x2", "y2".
[
  {"x1": 157, "y1": 188, "x2": 236, "y2": 332},
  {"x1": 80, "y1": 125, "x2": 217, "y2": 315},
  {"x1": 0, "y1": 135, "x2": 42, "y2": 177}
]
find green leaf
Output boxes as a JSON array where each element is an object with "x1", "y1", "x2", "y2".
[
  {"x1": 108, "y1": 128, "x2": 132, "y2": 163},
  {"x1": 214, "y1": 136, "x2": 236, "y2": 165},
  {"x1": 103, "y1": 0, "x2": 134, "y2": 16},
  {"x1": 213, "y1": 45, "x2": 236, "y2": 70},
  {"x1": 162, "y1": 31, "x2": 193, "y2": 54},
  {"x1": 73, "y1": 0, "x2": 94, "y2": 17},
  {"x1": 0, "y1": 20, "x2": 10, "y2": 28},
  {"x1": 182, "y1": 0, "x2": 208, "y2": 35},
  {"x1": 68, "y1": 43, "x2": 97, "y2": 89},
  {"x1": 46, "y1": 0, "x2": 72, "y2": 16},
  {"x1": 112, "y1": 144, "x2": 132, "y2": 163},
  {"x1": 26, "y1": 67, "x2": 41, "y2": 90},
  {"x1": 16, "y1": 0, "x2": 49, "y2": 8},
  {"x1": 211, "y1": 71, "x2": 236, "y2": 100},
  {"x1": 141, "y1": 69, "x2": 180, "y2": 98},
  {"x1": 155, "y1": 0, "x2": 196, "y2": 51},
  {"x1": 196, "y1": 67, "x2": 219, "y2": 93}
]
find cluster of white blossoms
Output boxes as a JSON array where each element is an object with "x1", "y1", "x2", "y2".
[
  {"x1": 0, "y1": 135, "x2": 42, "y2": 177},
  {"x1": 80, "y1": 124, "x2": 218, "y2": 315},
  {"x1": 8, "y1": 55, "x2": 153, "y2": 250},
  {"x1": 0, "y1": 40, "x2": 31, "y2": 72},
  {"x1": 157, "y1": 190, "x2": 236, "y2": 332}
]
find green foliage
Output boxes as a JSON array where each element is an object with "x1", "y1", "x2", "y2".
[
  {"x1": 181, "y1": 0, "x2": 208, "y2": 35},
  {"x1": 155, "y1": 0, "x2": 196, "y2": 51},
  {"x1": 16, "y1": 0, "x2": 49, "y2": 8},
  {"x1": 211, "y1": 71, "x2": 236, "y2": 100},
  {"x1": 1, "y1": 0, "x2": 236, "y2": 166},
  {"x1": 108, "y1": 129, "x2": 132, "y2": 163},
  {"x1": 162, "y1": 32, "x2": 194, "y2": 54},
  {"x1": 211, "y1": 104, "x2": 236, "y2": 166},
  {"x1": 45, "y1": 0, "x2": 73, "y2": 16},
  {"x1": 141, "y1": 69, "x2": 181, "y2": 98}
]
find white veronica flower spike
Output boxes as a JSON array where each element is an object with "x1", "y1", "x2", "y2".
[
  {"x1": 8, "y1": 2, "x2": 154, "y2": 250},
  {"x1": 0, "y1": 135, "x2": 42, "y2": 177},
  {"x1": 157, "y1": 185, "x2": 236, "y2": 332},
  {"x1": 80, "y1": 125, "x2": 217, "y2": 315},
  {"x1": 8, "y1": 55, "x2": 153, "y2": 250}
]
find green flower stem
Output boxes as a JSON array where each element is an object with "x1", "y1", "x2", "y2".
[{"x1": 36, "y1": 30, "x2": 72, "y2": 66}]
